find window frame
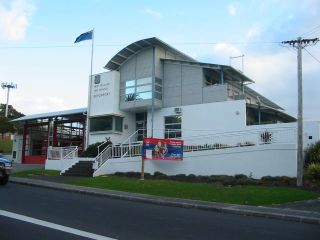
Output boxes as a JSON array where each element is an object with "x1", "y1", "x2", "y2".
[
  {"x1": 121, "y1": 77, "x2": 162, "y2": 102},
  {"x1": 164, "y1": 115, "x2": 182, "y2": 139},
  {"x1": 90, "y1": 115, "x2": 123, "y2": 133}
]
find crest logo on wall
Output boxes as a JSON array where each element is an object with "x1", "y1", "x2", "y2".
[{"x1": 94, "y1": 75, "x2": 101, "y2": 84}]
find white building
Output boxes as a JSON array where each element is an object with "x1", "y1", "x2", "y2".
[{"x1": 13, "y1": 37, "x2": 320, "y2": 178}]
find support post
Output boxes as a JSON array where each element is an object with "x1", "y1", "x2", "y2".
[
  {"x1": 140, "y1": 157, "x2": 145, "y2": 180},
  {"x1": 281, "y1": 37, "x2": 319, "y2": 187},
  {"x1": 151, "y1": 46, "x2": 155, "y2": 138},
  {"x1": 5, "y1": 87, "x2": 10, "y2": 117},
  {"x1": 220, "y1": 68, "x2": 224, "y2": 84}
]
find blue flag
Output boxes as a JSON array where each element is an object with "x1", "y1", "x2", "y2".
[{"x1": 74, "y1": 30, "x2": 93, "y2": 43}]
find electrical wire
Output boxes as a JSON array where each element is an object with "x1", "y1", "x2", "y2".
[
  {"x1": 301, "y1": 24, "x2": 320, "y2": 38},
  {"x1": 304, "y1": 48, "x2": 320, "y2": 64},
  {"x1": 0, "y1": 41, "x2": 282, "y2": 50}
]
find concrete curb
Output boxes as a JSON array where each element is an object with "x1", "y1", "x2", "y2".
[{"x1": 10, "y1": 177, "x2": 320, "y2": 225}]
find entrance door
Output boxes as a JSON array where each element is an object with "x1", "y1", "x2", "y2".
[{"x1": 136, "y1": 112, "x2": 147, "y2": 141}]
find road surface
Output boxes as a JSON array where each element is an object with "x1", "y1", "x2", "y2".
[{"x1": 1, "y1": 183, "x2": 319, "y2": 240}]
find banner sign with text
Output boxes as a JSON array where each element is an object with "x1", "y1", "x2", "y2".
[{"x1": 142, "y1": 138, "x2": 183, "y2": 161}]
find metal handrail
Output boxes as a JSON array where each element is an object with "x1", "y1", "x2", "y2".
[
  {"x1": 95, "y1": 144, "x2": 112, "y2": 168},
  {"x1": 47, "y1": 146, "x2": 78, "y2": 160},
  {"x1": 63, "y1": 146, "x2": 78, "y2": 159}
]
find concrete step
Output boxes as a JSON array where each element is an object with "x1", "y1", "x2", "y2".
[{"x1": 62, "y1": 161, "x2": 94, "y2": 177}]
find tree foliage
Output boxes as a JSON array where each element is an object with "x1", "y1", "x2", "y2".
[
  {"x1": 0, "y1": 117, "x2": 15, "y2": 137},
  {"x1": 305, "y1": 141, "x2": 320, "y2": 167},
  {"x1": 0, "y1": 103, "x2": 25, "y2": 136},
  {"x1": 0, "y1": 104, "x2": 24, "y2": 119}
]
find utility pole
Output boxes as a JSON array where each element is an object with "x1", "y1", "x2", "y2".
[
  {"x1": 281, "y1": 37, "x2": 319, "y2": 187},
  {"x1": 1, "y1": 82, "x2": 17, "y2": 117}
]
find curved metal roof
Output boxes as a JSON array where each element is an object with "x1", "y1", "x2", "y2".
[{"x1": 104, "y1": 37, "x2": 196, "y2": 71}]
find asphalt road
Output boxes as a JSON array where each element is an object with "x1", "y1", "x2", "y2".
[{"x1": 1, "y1": 183, "x2": 320, "y2": 240}]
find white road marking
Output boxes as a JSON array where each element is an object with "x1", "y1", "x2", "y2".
[{"x1": 0, "y1": 209, "x2": 116, "y2": 240}]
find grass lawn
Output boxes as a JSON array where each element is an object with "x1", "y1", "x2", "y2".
[
  {"x1": 13, "y1": 170, "x2": 319, "y2": 206},
  {"x1": 12, "y1": 169, "x2": 60, "y2": 178},
  {"x1": 0, "y1": 139, "x2": 13, "y2": 153},
  {"x1": 65, "y1": 175, "x2": 320, "y2": 206}
]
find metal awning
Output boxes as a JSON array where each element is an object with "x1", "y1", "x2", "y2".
[
  {"x1": 246, "y1": 103, "x2": 296, "y2": 122},
  {"x1": 12, "y1": 107, "x2": 87, "y2": 122},
  {"x1": 105, "y1": 37, "x2": 196, "y2": 71},
  {"x1": 243, "y1": 85, "x2": 283, "y2": 110}
]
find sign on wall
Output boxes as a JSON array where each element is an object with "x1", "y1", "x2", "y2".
[
  {"x1": 89, "y1": 72, "x2": 120, "y2": 117},
  {"x1": 142, "y1": 138, "x2": 183, "y2": 160}
]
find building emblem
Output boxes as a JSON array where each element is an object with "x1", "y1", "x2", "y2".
[{"x1": 94, "y1": 75, "x2": 101, "y2": 84}]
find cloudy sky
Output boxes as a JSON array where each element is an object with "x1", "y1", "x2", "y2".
[{"x1": 0, "y1": 0, "x2": 319, "y2": 120}]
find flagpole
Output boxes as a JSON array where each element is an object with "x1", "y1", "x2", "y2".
[
  {"x1": 90, "y1": 29, "x2": 94, "y2": 83},
  {"x1": 85, "y1": 29, "x2": 94, "y2": 149}
]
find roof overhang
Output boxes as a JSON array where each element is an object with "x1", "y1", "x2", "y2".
[
  {"x1": 11, "y1": 107, "x2": 87, "y2": 122},
  {"x1": 162, "y1": 59, "x2": 254, "y2": 84},
  {"x1": 247, "y1": 103, "x2": 296, "y2": 122},
  {"x1": 104, "y1": 37, "x2": 196, "y2": 71},
  {"x1": 243, "y1": 85, "x2": 283, "y2": 110}
]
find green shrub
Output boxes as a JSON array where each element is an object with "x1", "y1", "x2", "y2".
[
  {"x1": 307, "y1": 163, "x2": 320, "y2": 180},
  {"x1": 80, "y1": 140, "x2": 112, "y2": 157},
  {"x1": 259, "y1": 176, "x2": 296, "y2": 186},
  {"x1": 172, "y1": 174, "x2": 187, "y2": 181},
  {"x1": 305, "y1": 141, "x2": 320, "y2": 167},
  {"x1": 234, "y1": 174, "x2": 248, "y2": 180},
  {"x1": 153, "y1": 171, "x2": 168, "y2": 179}
]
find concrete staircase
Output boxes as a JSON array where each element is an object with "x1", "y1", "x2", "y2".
[{"x1": 61, "y1": 161, "x2": 94, "y2": 177}]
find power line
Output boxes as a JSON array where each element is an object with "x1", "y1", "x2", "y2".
[
  {"x1": 279, "y1": 43, "x2": 296, "y2": 54},
  {"x1": 0, "y1": 41, "x2": 282, "y2": 50},
  {"x1": 304, "y1": 48, "x2": 320, "y2": 64},
  {"x1": 301, "y1": 24, "x2": 320, "y2": 38}
]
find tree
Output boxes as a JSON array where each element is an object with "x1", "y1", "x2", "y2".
[
  {"x1": 0, "y1": 104, "x2": 25, "y2": 136},
  {"x1": 0, "y1": 117, "x2": 15, "y2": 139},
  {"x1": 0, "y1": 104, "x2": 24, "y2": 119}
]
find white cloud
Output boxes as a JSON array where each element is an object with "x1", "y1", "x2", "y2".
[
  {"x1": 245, "y1": 52, "x2": 295, "y2": 90},
  {"x1": 213, "y1": 43, "x2": 242, "y2": 58},
  {"x1": 144, "y1": 8, "x2": 162, "y2": 19},
  {"x1": 228, "y1": 4, "x2": 236, "y2": 16},
  {"x1": 247, "y1": 26, "x2": 261, "y2": 39},
  {"x1": 0, "y1": 0, "x2": 35, "y2": 41},
  {"x1": 14, "y1": 96, "x2": 66, "y2": 115}
]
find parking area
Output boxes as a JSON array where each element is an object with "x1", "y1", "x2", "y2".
[{"x1": 11, "y1": 163, "x2": 44, "y2": 173}]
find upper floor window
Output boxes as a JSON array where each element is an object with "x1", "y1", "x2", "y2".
[
  {"x1": 203, "y1": 68, "x2": 221, "y2": 86},
  {"x1": 122, "y1": 77, "x2": 162, "y2": 102}
]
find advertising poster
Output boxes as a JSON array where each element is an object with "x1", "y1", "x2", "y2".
[{"x1": 142, "y1": 138, "x2": 183, "y2": 161}]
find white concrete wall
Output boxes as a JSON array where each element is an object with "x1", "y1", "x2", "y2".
[
  {"x1": 303, "y1": 121, "x2": 320, "y2": 148},
  {"x1": 94, "y1": 144, "x2": 296, "y2": 179},
  {"x1": 147, "y1": 99, "x2": 246, "y2": 139},
  {"x1": 45, "y1": 159, "x2": 73, "y2": 171},
  {"x1": 245, "y1": 121, "x2": 320, "y2": 148}
]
